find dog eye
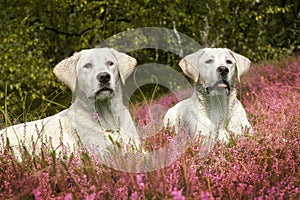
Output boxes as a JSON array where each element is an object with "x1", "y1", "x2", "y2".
[
  {"x1": 226, "y1": 60, "x2": 233, "y2": 64},
  {"x1": 83, "y1": 63, "x2": 93, "y2": 69},
  {"x1": 106, "y1": 61, "x2": 114, "y2": 66},
  {"x1": 205, "y1": 59, "x2": 213, "y2": 64}
]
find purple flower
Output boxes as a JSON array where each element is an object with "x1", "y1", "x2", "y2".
[
  {"x1": 64, "y1": 193, "x2": 72, "y2": 200},
  {"x1": 130, "y1": 191, "x2": 138, "y2": 200},
  {"x1": 33, "y1": 189, "x2": 41, "y2": 200},
  {"x1": 172, "y1": 189, "x2": 185, "y2": 200},
  {"x1": 136, "y1": 174, "x2": 144, "y2": 189},
  {"x1": 92, "y1": 112, "x2": 100, "y2": 121},
  {"x1": 201, "y1": 191, "x2": 211, "y2": 200}
]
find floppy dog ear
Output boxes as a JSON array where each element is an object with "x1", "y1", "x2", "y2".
[
  {"x1": 179, "y1": 49, "x2": 205, "y2": 83},
  {"x1": 53, "y1": 52, "x2": 81, "y2": 93},
  {"x1": 230, "y1": 51, "x2": 251, "y2": 82},
  {"x1": 111, "y1": 49, "x2": 137, "y2": 84}
]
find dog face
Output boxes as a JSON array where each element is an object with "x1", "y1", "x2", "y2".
[
  {"x1": 179, "y1": 48, "x2": 251, "y2": 96},
  {"x1": 76, "y1": 49, "x2": 119, "y2": 100},
  {"x1": 196, "y1": 49, "x2": 236, "y2": 95},
  {"x1": 53, "y1": 48, "x2": 137, "y2": 100}
]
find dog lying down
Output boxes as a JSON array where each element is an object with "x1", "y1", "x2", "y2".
[
  {"x1": 163, "y1": 48, "x2": 253, "y2": 147},
  {"x1": 0, "y1": 48, "x2": 141, "y2": 159}
]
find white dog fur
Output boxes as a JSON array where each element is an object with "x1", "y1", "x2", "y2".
[
  {"x1": 0, "y1": 48, "x2": 140, "y2": 159},
  {"x1": 163, "y1": 48, "x2": 252, "y2": 146}
]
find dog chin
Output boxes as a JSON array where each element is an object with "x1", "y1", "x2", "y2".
[
  {"x1": 207, "y1": 88, "x2": 230, "y2": 96},
  {"x1": 205, "y1": 80, "x2": 230, "y2": 96},
  {"x1": 95, "y1": 88, "x2": 114, "y2": 100}
]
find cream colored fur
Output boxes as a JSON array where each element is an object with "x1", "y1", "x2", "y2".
[
  {"x1": 163, "y1": 48, "x2": 252, "y2": 146},
  {"x1": 0, "y1": 48, "x2": 140, "y2": 159}
]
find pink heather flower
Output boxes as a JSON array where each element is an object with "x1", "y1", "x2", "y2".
[
  {"x1": 130, "y1": 191, "x2": 138, "y2": 200},
  {"x1": 92, "y1": 112, "x2": 100, "y2": 121},
  {"x1": 201, "y1": 191, "x2": 211, "y2": 200},
  {"x1": 171, "y1": 189, "x2": 185, "y2": 200},
  {"x1": 33, "y1": 189, "x2": 41, "y2": 200},
  {"x1": 35, "y1": 128, "x2": 41, "y2": 135},
  {"x1": 64, "y1": 193, "x2": 72, "y2": 200},
  {"x1": 13, "y1": 118, "x2": 19, "y2": 125},
  {"x1": 136, "y1": 174, "x2": 144, "y2": 188},
  {"x1": 86, "y1": 185, "x2": 97, "y2": 200},
  {"x1": 86, "y1": 193, "x2": 96, "y2": 200}
]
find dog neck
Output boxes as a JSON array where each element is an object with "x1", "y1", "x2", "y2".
[
  {"x1": 194, "y1": 83, "x2": 236, "y2": 129},
  {"x1": 71, "y1": 85, "x2": 124, "y2": 132}
]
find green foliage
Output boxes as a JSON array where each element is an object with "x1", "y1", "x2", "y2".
[{"x1": 0, "y1": 0, "x2": 299, "y2": 119}]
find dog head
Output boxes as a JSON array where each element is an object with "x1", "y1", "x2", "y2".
[
  {"x1": 53, "y1": 48, "x2": 137, "y2": 100},
  {"x1": 179, "y1": 48, "x2": 251, "y2": 96}
]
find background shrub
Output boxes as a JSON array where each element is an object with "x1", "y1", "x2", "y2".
[{"x1": 0, "y1": 0, "x2": 299, "y2": 119}]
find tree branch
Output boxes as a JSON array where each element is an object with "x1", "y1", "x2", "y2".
[{"x1": 44, "y1": 26, "x2": 94, "y2": 37}]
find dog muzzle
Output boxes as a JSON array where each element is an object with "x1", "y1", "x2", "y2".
[{"x1": 205, "y1": 79, "x2": 230, "y2": 95}]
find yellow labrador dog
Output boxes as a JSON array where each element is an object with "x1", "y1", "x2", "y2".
[
  {"x1": 0, "y1": 48, "x2": 140, "y2": 158},
  {"x1": 164, "y1": 48, "x2": 252, "y2": 146}
]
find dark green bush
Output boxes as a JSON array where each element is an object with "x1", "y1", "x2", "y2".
[{"x1": 0, "y1": 0, "x2": 299, "y2": 119}]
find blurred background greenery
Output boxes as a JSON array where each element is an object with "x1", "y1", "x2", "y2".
[{"x1": 0, "y1": 0, "x2": 299, "y2": 121}]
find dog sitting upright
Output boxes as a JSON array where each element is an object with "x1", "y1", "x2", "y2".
[{"x1": 163, "y1": 48, "x2": 252, "y2": 146}]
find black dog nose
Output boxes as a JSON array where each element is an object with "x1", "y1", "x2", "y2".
[
  {"x1": 217, "y1": 66, "x2": 229, "y2": 76},
  {"x1": 97, "y1": 72, "x2": 111, "y2": 83}
]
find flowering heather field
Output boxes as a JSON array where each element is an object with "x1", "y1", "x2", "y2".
[{"x1": 0, "y1": 57, "x2": 299, "y2": 199}]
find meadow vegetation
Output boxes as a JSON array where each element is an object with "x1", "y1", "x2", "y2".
[
  {"x1": 0, "y1": 0, "x2": 299, "y2": 199},
  {"x1": 0, "y1": 57, "x2": 299, "y2": 199}
]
